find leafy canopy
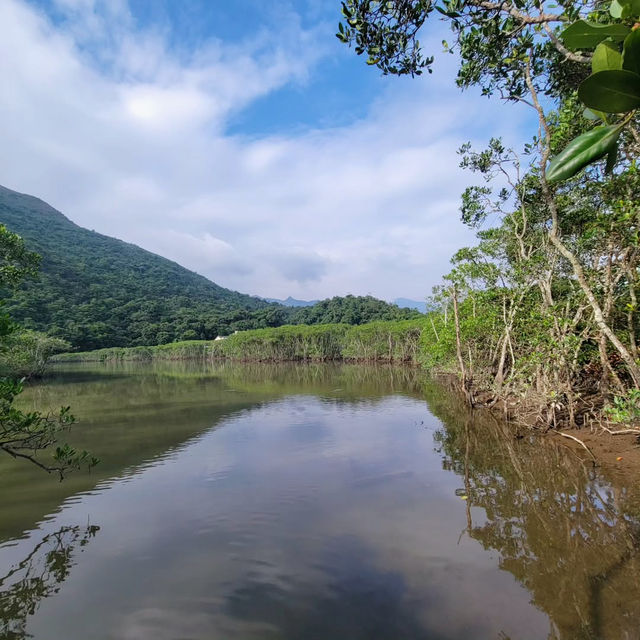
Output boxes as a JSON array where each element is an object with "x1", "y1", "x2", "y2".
[
  {"x1": 0, "y1": 223, "x2": 97, "y2": 477},
  {"x1": 337, "y1": 0, "x2": 640, "y2": 181}
]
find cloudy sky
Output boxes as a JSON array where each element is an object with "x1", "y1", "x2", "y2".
[{"x1": 0, "y1": 0, "x2": 530, "y2": 302}]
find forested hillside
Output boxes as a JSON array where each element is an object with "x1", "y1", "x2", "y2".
[
  {"x1": 0, "y1": 186, "x2": 417, "y2": 350},
  {"x1": 0, "y1": 185, "x2": 285, "y2": 349},
  {"x1": 291, "y1": 295, "x2": 420, "y2": 325}
]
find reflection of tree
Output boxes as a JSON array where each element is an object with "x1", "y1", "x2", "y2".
[
  {"x1": 0, "y1": 524, "x2": 99, "y2": 639},
  {"x1": 427, "y1": 381, "x2": 640, "y2": 640}
]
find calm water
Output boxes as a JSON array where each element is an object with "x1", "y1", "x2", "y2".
[{"x1": 1, "y1": 362, "x2": 639, "y2": 640}]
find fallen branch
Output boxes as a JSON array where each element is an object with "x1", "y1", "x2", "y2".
[
  {"x1": 555, "y1": 431, "x2": 597, "y2": 462},
  {"x1": 600, "y1": 425, "x2": 640, "y2": 436}
]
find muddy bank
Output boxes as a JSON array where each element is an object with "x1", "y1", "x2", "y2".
[
  {"x1": 434, "y1": 373, "x2": 640, "y2": 476},
  {"x1": 557, "y1": 429, "x2": 640, "y2": 474}
]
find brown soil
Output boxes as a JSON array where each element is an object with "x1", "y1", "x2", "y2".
[
  {"x1": 442, "y1": 376, "x2": 640, "y2": 477},
  {"x1": 553, "y1": 428, "x2": 640, "y2": 476}
]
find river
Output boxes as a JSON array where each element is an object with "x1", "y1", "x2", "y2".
[{"x1": 1, "y1": 361, "x2": 639, "y2": 639}]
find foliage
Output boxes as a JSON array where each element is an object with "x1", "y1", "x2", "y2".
[
  {"x1": 338, "y1": 0, "x2": 640, "y2": 426},
  {"x1": 0, "y1": 378, "x2": 98, "y2": 477},
  {"x1": 604, "y1": 389, "x2": 640, "y2": 422},
  {"x1": 0, "y1": 223, "x2": 39, "y2": 288},
  {"x1": 337, "y1": 0, "x2": 640, "y2": 182},
  {"x1": 0, "y1": 221, "x2": 96, "y2": 476},
  {"x1": 56, "y1": 319, "x2": 429, "y2": 365},
  {"x1": 546, "y1": 123, "x2": 624, "y2": 183},
  {"x1": 288, "y1": 294, "x2": 420, "y2": 325},
  {"x1": 0, "y1": 330, "x2": 70, "y2": 378},
  {"x1": 549, "y1": 3, "x2": 640, "y2": 181},
  {"x1": 0, "y1": 185, "x2": 418, "y2": 350}
]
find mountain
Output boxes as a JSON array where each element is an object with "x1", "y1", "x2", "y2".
[
  {"x1": 394, "y1": 298, "x2": 427, "y2": 313},
  {"x1": 0, "y1": 185, "x2": 280, "y2": 350},
  {"x1": 263, "y1": 296, "x2": 319, "y2": 307},
  {"x1": 0, "y1": 185, "x2": 421, "y2": 350}
]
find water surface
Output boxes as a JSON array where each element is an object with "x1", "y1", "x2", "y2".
[{"x1": 1, "y1": 362, "x2": 639, "y2": 639}]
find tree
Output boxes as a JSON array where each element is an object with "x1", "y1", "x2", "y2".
[
  {"x1": 337, "y1": 0, "x2": 640, "y2": 178},
  {"x1": 0, "y1": 225, "x2": 97, "y2": 477},
  {"x1": 338, "y1": 0, "x2": 640, "y2": 423}
]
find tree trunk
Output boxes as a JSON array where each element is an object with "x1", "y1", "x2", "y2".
[
  {"x1": 452, "y1": 286, "x2": 473, "y2": 406},
  {"x1": 548, "y1": 231, "x2": 640, "y2": 387},
  {"x1": 523, "y1": 62, "x2": 640, "y2": 388}
]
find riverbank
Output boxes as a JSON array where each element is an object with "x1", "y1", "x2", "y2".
[
  {"x1": 53, "y1": 320, "x2": 429, "y2": 365},
  {"x1": 53, "y1": 321, "x2": 640, "y2": 470}
]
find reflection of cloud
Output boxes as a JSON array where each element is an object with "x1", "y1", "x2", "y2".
[
  {"x1": 224, "y1": 535, "x2": 433, "y2": 639},
  {"x1": 33, "y1": 394, "x2": 544, "y2": 638}
]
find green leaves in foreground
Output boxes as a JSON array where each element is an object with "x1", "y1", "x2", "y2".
[
  {"x1": 547, "y1": 124, "x2": 623, "y2": 183},
  {"x1": 561, "y1": 20, "x2": 629, "y2": 50},
  {"x1": 551, "y1": 10, "x2": 640, "y2": 182},
  {"x1": 579, "y1": 69, "x2": 640, "y2": 113},
  {"x1": 592, "y1": 40, "x2": 623, "y2": 74},
  {"x1": 610, "y1": 0, "x2": 640, "y2": 19},
  {"x1": 623, "y1": 29, "x2": 640, "y2": 75}
]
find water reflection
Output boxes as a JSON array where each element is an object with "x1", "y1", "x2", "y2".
[
  {"x1": 1, "y1": 364, "x2": 639, "y2": 639},
  {"x1": 428, "y1": 382, "x2": 640, "y2": 640},
  {"x1": 225, "y1": 536, "x2": 436, "y2": 640},
  {"x1": 0, "y1": 525, "x2": 99, "y2": 639}
]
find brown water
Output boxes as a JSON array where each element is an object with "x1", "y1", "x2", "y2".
[{"x1": 0, "y1": 361, "x2": 639, "y2": 640}]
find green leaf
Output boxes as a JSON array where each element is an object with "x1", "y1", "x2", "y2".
[
  {"x1": 583, "y1": 107, "x2": 609, "y2": 122},
  {"x1": 578, "y1": 70, "x2": 640, "y2": 112},
  {"x1": 592, "y1": 40, "x2": 622, "y2": 73},
  {"x1": 435, "y1": 5, "x2": 461, "y2": 17},
  {"x1": 546, "y1": 124, "x2": 623, "y2": 183},
  {"x1": 610, "y1": 0, "x2": 627, "y2": 19},
  {"x1": 623, "y1": 29, "x2": 640, "y2": 76},
  {"x1": 605, "y1": 143, "x2": 619, "y2": 173},
  {"x1": 561, "y1": 20, "x2": 630, "y2": 50},
  {"x1": 617, "y1": 0, "x2": 640, "y2": 16}
]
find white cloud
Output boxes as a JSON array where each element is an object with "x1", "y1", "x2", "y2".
[{"x1": 0, "y1": 0, "x2": 529, "y2": 301}]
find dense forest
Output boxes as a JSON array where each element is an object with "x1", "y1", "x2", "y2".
[{"x1": 0, "y1": 185, "x2": 419, "y2": 351}]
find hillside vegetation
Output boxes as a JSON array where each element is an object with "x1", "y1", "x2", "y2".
[
  {"x1": 54, "y1": 320, "x2": 427, "y2": 365},
  {"x1": 0, "y1": 186, "x2": 419, "y2": 350}
]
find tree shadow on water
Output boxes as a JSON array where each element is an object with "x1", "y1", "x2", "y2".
[{"x1": 0, "y1": 524, "x2": 99, "y2": 640}]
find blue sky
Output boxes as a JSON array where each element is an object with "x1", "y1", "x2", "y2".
[{"x1": 0, "y1": 0, "x2": 531, "y2": 300}]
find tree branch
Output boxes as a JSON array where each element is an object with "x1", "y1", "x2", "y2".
[{"x1": 543, "y1": 23, "x2": 592, "y2": 64}]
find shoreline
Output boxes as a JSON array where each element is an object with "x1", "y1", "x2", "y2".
[{"x1": 51, "y1": 351, "x2": 640, "y2": 473}]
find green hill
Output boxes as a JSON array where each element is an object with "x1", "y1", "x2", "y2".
[
  {"x1": 0, "y1": 185, "x2": 420, "y2": 350},
  {"x1": 0, "y1": 185, "x2": 282, "y2": 349}
]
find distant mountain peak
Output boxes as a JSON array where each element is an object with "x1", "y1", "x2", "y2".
[
  {"x1": 0, "y1": 184, "x2": 271, "y2": 350},
  {"x1": 262, "y1": 296, "x2": 319, "y2": 307},
  {"x1": 393, "y1": 298, "x2": 427, "y2": 313}
]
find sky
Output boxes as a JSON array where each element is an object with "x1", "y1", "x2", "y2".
[{"x1": 0, "y1": 0, "x2": 531, "y2": 302}]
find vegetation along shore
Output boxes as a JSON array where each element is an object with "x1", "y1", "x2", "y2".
[{"x1": 53, "y1": 313, "x2": 640, "y2": 469}]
